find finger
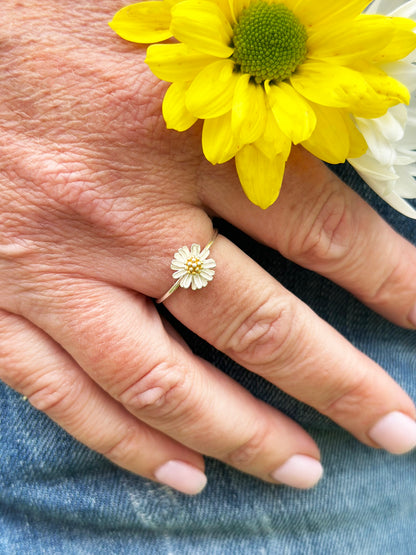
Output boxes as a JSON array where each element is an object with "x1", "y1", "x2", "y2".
[
  {"x1": 159, "y1": 233, "x2": 416, "y2": 455},
  {"x1": 199, "y1": 146, "x2": 416, "y2": 329},
  {"x1": 0, "y1": 309, "x2": 207, "y2": 495},
  {"x1": 19, "y1": 282, "x2": 323, "y2": 489}
]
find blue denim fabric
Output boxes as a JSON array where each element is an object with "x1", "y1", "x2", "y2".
[{"x1": 1, "y1": 165, "x2": 415, "y2": 554}]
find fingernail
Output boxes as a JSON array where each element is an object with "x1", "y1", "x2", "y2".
[
  {"x1": 368, "y1": 411, "x2": 416, "y2": 455},
  {"x1": 154, "y1": 460, "x2": 207, "y2": 495},
  {"x1": 408, "y1": 303, "x2": 416, "y2": 328},
  {"x1": 270, "y1": 455, "x2": 323, "y2": 489}
]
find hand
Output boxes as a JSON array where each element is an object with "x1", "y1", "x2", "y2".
[{"x1": 1, "y1": 0, "x2": 415, "y2": 495}]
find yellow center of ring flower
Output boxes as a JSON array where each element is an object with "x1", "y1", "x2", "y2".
[
  {"x1": 185, "y1": 256, "x2": 203, "y2": 275},
  {"x1": 231, "y1": 2, "x2": 308, "y2": 84}
]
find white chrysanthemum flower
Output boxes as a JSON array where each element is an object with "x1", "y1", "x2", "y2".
[
  {"x1": 349, "y1": 0, "x2": 416, "y2": 218},
  {"x1": 171, "y1": 243, "x2": 216, "y2": 290}
]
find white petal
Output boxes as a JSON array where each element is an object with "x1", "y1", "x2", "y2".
[
  {"x1": 199, "y1": 275, "x2": 209, "y2": 287},
  {"x1": 356, "y1": 122, "x2": 397, "y2": 165},
  {"x1": 350, "y1": 3, "x2": 416, "y2": 219},
  {"x1": 176, "y1": 246, "x2": 191, "y2": 260},
  {"x1": 172, "y1": 269, "x2": 188, "y2": 279},
  {"x1": 180, "y1": 273, "x2": 193, "y2": 289},
  {"x1": 387, "y1": 0, "x2": 416, "y2": 18},
  {"x1": 380, "y1": 62, "x2": 416, "y2": 92},
  {"x1": 199, "y1": 245, "x2": 212, "y2": 259},
  {"x1": 381, "y1": 191, "x2": 416, "y2": 218},
  {"x1": 394, "y1": 166, "x2": 416, "y2": 196},
  {"x1": 366, "y1": 0, "x2": 416, "y2": 17},
  {"x1": 350, "y1": 156, "x2": 396, "y2": 185},
  {"x1": 190, "y1": 244, "x2": 201, "y2": 257},
  {"x1": 202, "y1": 258, "x2": 216, "y2": 269},
  {"x1": 375, "y1": 106, "x2": 407, "y2": 140},
  {"x1": 192, "y1": 274, "x2": 204, "y2": 289},
  {"x1": 171, "y1": 260, "x2": 187, "y2": 270},
  {"x1": 200, "y1": 270, "x2": 214, "y2": 280}
]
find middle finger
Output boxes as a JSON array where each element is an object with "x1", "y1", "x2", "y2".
[{"x1": 160, "y1": 230, "x2": 416, "y2": 453}]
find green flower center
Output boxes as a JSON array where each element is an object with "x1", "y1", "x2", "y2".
[{"x1": 231, "y1": 1, "x2": 308, "y2": 84}]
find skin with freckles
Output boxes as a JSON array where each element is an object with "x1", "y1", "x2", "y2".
[{"x1": 0, "y1": 0, "x2": 415, "y2": 494}]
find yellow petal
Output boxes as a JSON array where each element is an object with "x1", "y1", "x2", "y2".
[
  {"x1": 146, "y1": 43, "x2": 217, "y2": 82},
  {"x1": 291, "y1": 61, "x2": 370, "y2": 107},
  {"x1": 163, "y1": 82, "x2": 198, "y2": 131},
  {"x1": 301, "y1": 105, "x2": 349, "y2": 163},
  {"x1": 307, "y1": 16, "x2": 394, "y2": 65},
  {"x1": 359, "y1": 63, "x2": 411, "y2": 113},
  {"x1": 232, "y1": 75, "x2": 267, "y2": 145},
  {"x1": 301, "y1": 104, "x2": 366, "y2": 164},
  {"x1": 293, "y1": 0, "x2": 371, "y2": 28},
  {"x1": 372, "y1": 25, "x2": 416, "y2": 63},
  {"x1": 266, "y1": 81, "x2": 316, "y2": 144},
  {"x1": 254, "y1": 109, "x2": 291, "y2": 160},
  {"x1": 291, "y1": 61, "x2": 395, "y2": 117},
  {"x1": 231, "y1": 0, "x2": 298, "y2": 23},
  {"x1": 230, "y1": 0, "x2": 250, "y2": 20},
  {"x1": 387, "y1": 16, "x2": 416, "y2": 32},
  {"x1": 109, "y1": 2, "x2": 172, "y2": 44},
  {"x1": 186, "y1": 60, "x2": 238, "y2": 118},
  {"x1": 343, "y1": 113, "x2": 368, "y2": 159},
  {"x1": 235, "y1": 145, "x2": 289, "y2": 209},
  {"x1": 202, "y1": 112, "x2": 241, "y2": 164},
  {"x1": 170, "y1": 0, "x2": 233, "y2": 58},
  {"x1": 213, "y1": 0, "x2": 236, "y2": 24},
  {"x1": 166, "y1": 0, "x2": 188, "y2": 6}
]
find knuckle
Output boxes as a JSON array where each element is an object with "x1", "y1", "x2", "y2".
[
  {"x1": 363, "y1": 255, "x2": 414, "y2": 308},
  {"x1": 322, "y1": 369, "x2": 370, "y2": 421},
  {"x1": 221, "y1": 296, "x2": 299, "y2": 368},
  {"x1": 117, "y1": 360, "x2": 191, "y2": 421},
  {"x1": 28, "y1": 373, "x2": 82, "y2": 415},
  {"x1": 288, "y1": 189, "x2": 354, "y2": 264},
  {"x1": 226, "y1": 426, "x2": 270, "y2": 468},
  {"x1": 100, "y1": 425, "x2": 142, "y2": 465}
]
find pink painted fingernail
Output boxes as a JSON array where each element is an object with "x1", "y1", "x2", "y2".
[
  {"x1": 154, "y1": 460, "x2": 207, "y2": 495},
  {"x1": 270, "y1": 455, "x2": 323, "y2": 489},
  {"x1": 408, "y1": 303, "x2": 416, "y2": 328},
  {"x1": 368, "y1": 411, "x2": 416, "y2": 455}
]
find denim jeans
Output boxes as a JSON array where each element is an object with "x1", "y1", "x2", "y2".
[{"x1": 1, "y1": 165, "x2": 415, "y2": 554}]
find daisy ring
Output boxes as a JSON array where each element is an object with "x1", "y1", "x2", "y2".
[{"x1": 156, "y1": 230, "x2": 218, "y2": 303}]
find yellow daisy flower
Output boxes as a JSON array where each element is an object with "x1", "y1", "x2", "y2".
[{"x1": 110, "y1": 0, "x2": 416, "y2": 209}]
